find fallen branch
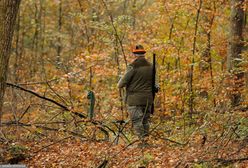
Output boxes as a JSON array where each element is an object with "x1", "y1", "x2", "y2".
[
  {"x1": 143, "y1": 121, "x2": 186, "y2": 145},
  {"x1": 188, "y1": 157, "x2": 248, "y2": 165},
  {"x1": 1, "y1": 121, "x2": 87, "y2": 139},
  {"x1": 6, "y1": 82, "x2": 86, "y2": 118},
  {"x1": 33, "y1": 136, "x2": 73, "y2": 153},
  {"x1": 151, "y1": 131, "x2": 187, "y2": 146}
]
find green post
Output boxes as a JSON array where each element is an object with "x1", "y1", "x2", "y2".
[{"x1": 87, "y1": 90, "x2": 95, "y2": 120}]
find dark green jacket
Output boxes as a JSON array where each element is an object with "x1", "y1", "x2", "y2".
[{"x1": 118, "y1": 57, "x2": 153, "y2": 106}]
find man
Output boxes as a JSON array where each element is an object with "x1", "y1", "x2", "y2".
[{"x1": 118, "y1": 44, "x2": 156, "y2": 147}]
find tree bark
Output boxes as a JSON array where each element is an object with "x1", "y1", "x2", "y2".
[
  {"x1": 227, "y1": 0, "x2": 245, "y2": 106},
  {"x1": 0, "y1": 0, "x2": 21, "y2": 124},
  {"x1": 227, "y1": 0, "x2": 245, "y2": 71}
]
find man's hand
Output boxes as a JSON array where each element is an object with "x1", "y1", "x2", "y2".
[{"x1": 155, "y1": 84, "x2": 159, "y2": 93}]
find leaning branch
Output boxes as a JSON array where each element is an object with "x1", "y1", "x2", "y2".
[{"x1": 6, "y1": 82, "x2": 86, "y2": 118}]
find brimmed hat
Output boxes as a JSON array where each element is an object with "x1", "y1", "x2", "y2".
[{"x1": 132, "y1": 45, "x2": 146, "y2": 54}]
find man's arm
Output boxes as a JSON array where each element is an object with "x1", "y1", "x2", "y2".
[{"x1": 117, "y1": 65, "x2": 134, "y2": 88}]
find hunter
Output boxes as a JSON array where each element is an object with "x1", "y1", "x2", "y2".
[{"x1": 118, "y1": 45, "x2": 158, "y2": 147}]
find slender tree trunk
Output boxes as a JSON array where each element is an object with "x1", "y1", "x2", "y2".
[
  {"x1": 11, "y1": 10, "x2": 21, "y2": 120},
  {"x1": 0, "y1": 0, "x2": 21, "y2": 124},
  {"x1": 30, "y1": 1, "x2": 40, "y2": 77},
  {"x1": 188, "y1": 0, "x2": 202, "y2": 119},
  {"x1": 77, "y1": 0, "x2": 91, "y2": 52},
  {"x1": 132, "y1": 0, "x2": 137, "y2": 28},
  {"x1": 199, "y1": 1, "x2": 216, "y2": 107},
  {"x1": 227, "y1": 0, "x2": 245, "y2": 106},
  {"x1": 56, "y1": 0, "x2": 62, "y2": 68}
]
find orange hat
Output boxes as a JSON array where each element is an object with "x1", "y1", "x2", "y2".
[{"x1": 132, "y1": 45, "x2": 146, "y2": 54}]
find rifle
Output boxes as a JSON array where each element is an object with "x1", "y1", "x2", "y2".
[{"x1": 151, "y1": 53, "x2": 156, "y2": 114}]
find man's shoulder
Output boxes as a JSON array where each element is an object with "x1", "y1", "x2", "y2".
[
  {"x1": 131, "y1": 58, "x2": 152, "y2": 68},
  {"x1": 127, "y1": 64, "x2": 134, "y2": 71}
]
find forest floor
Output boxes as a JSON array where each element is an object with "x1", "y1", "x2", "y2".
[
  {"x1": 1, "y1": 135, "x2": 247, "y2": 168},
  {"x1": 1, "y1": 111, "x2": 248, "y2": 167}
]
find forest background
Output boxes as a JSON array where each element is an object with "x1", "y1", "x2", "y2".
[{"x1": 0, "y1": 0, "x2": 247, "y2": 167}]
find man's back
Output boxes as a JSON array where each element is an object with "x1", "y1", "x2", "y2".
[{"x1": 125, "y1": 57, "x2": 153, "y2": 106}]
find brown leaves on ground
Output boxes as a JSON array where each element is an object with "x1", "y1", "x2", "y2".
[{"x1": 21, "y1": 137, "x2": 248, "y2": 168}]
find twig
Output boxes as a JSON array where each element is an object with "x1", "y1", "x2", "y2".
[
  {"x1": 1, "y1": 121, "x2": 87, "y2": 139},
  {"x1": 0, "y1": 129, "x2": 8, "y2": 143},
  {"x1": 188, "y1": 157, "x2": 248, "y2": 165},
  {"x1": 18, "y1": 105, "x2": 31, "y2": 122},
  {"x1": 152, "y1": 131, "x2": 187, "y2": 146},
  {"x1": 46, "y1": 81, "x2": 69, "y2": 106},
  {"x1": 76, "y1": 119, "x2": 116, "y2": 136},
  {"x1": 13, "y1": 78, "x2": 58, "y2": 86},
  {"x1": 33, "y1": 136, "x2": 73, "y2": 153}
]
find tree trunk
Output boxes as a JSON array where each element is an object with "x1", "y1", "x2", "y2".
[
  {"x1": 56, "y1": 0, "x2": 62, "y2": 68},
  {"x1": 188, "y1": 0, "x2": 202, "y2": 119},
  {"x1": 227, "y1": 0, "x2": 245, "y2": 106},
  {"x1": 227, "y1": 0, "x2": 245, "y2": 71},
  {"x1": 0, "y1": 0, "x2": 21, "y2": 124}
]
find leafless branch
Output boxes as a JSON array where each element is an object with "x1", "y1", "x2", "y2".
[
  {"x1": 6, "y1": 82, "x2": 86, "y2": 118},
  {"x1": 101, "y1": 0, "x2": 127, "y2": 67}
]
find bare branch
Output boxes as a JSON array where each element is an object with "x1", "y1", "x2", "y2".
[{"x1": 6, "y1": 82, "x2": 86, "y2": 118}]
